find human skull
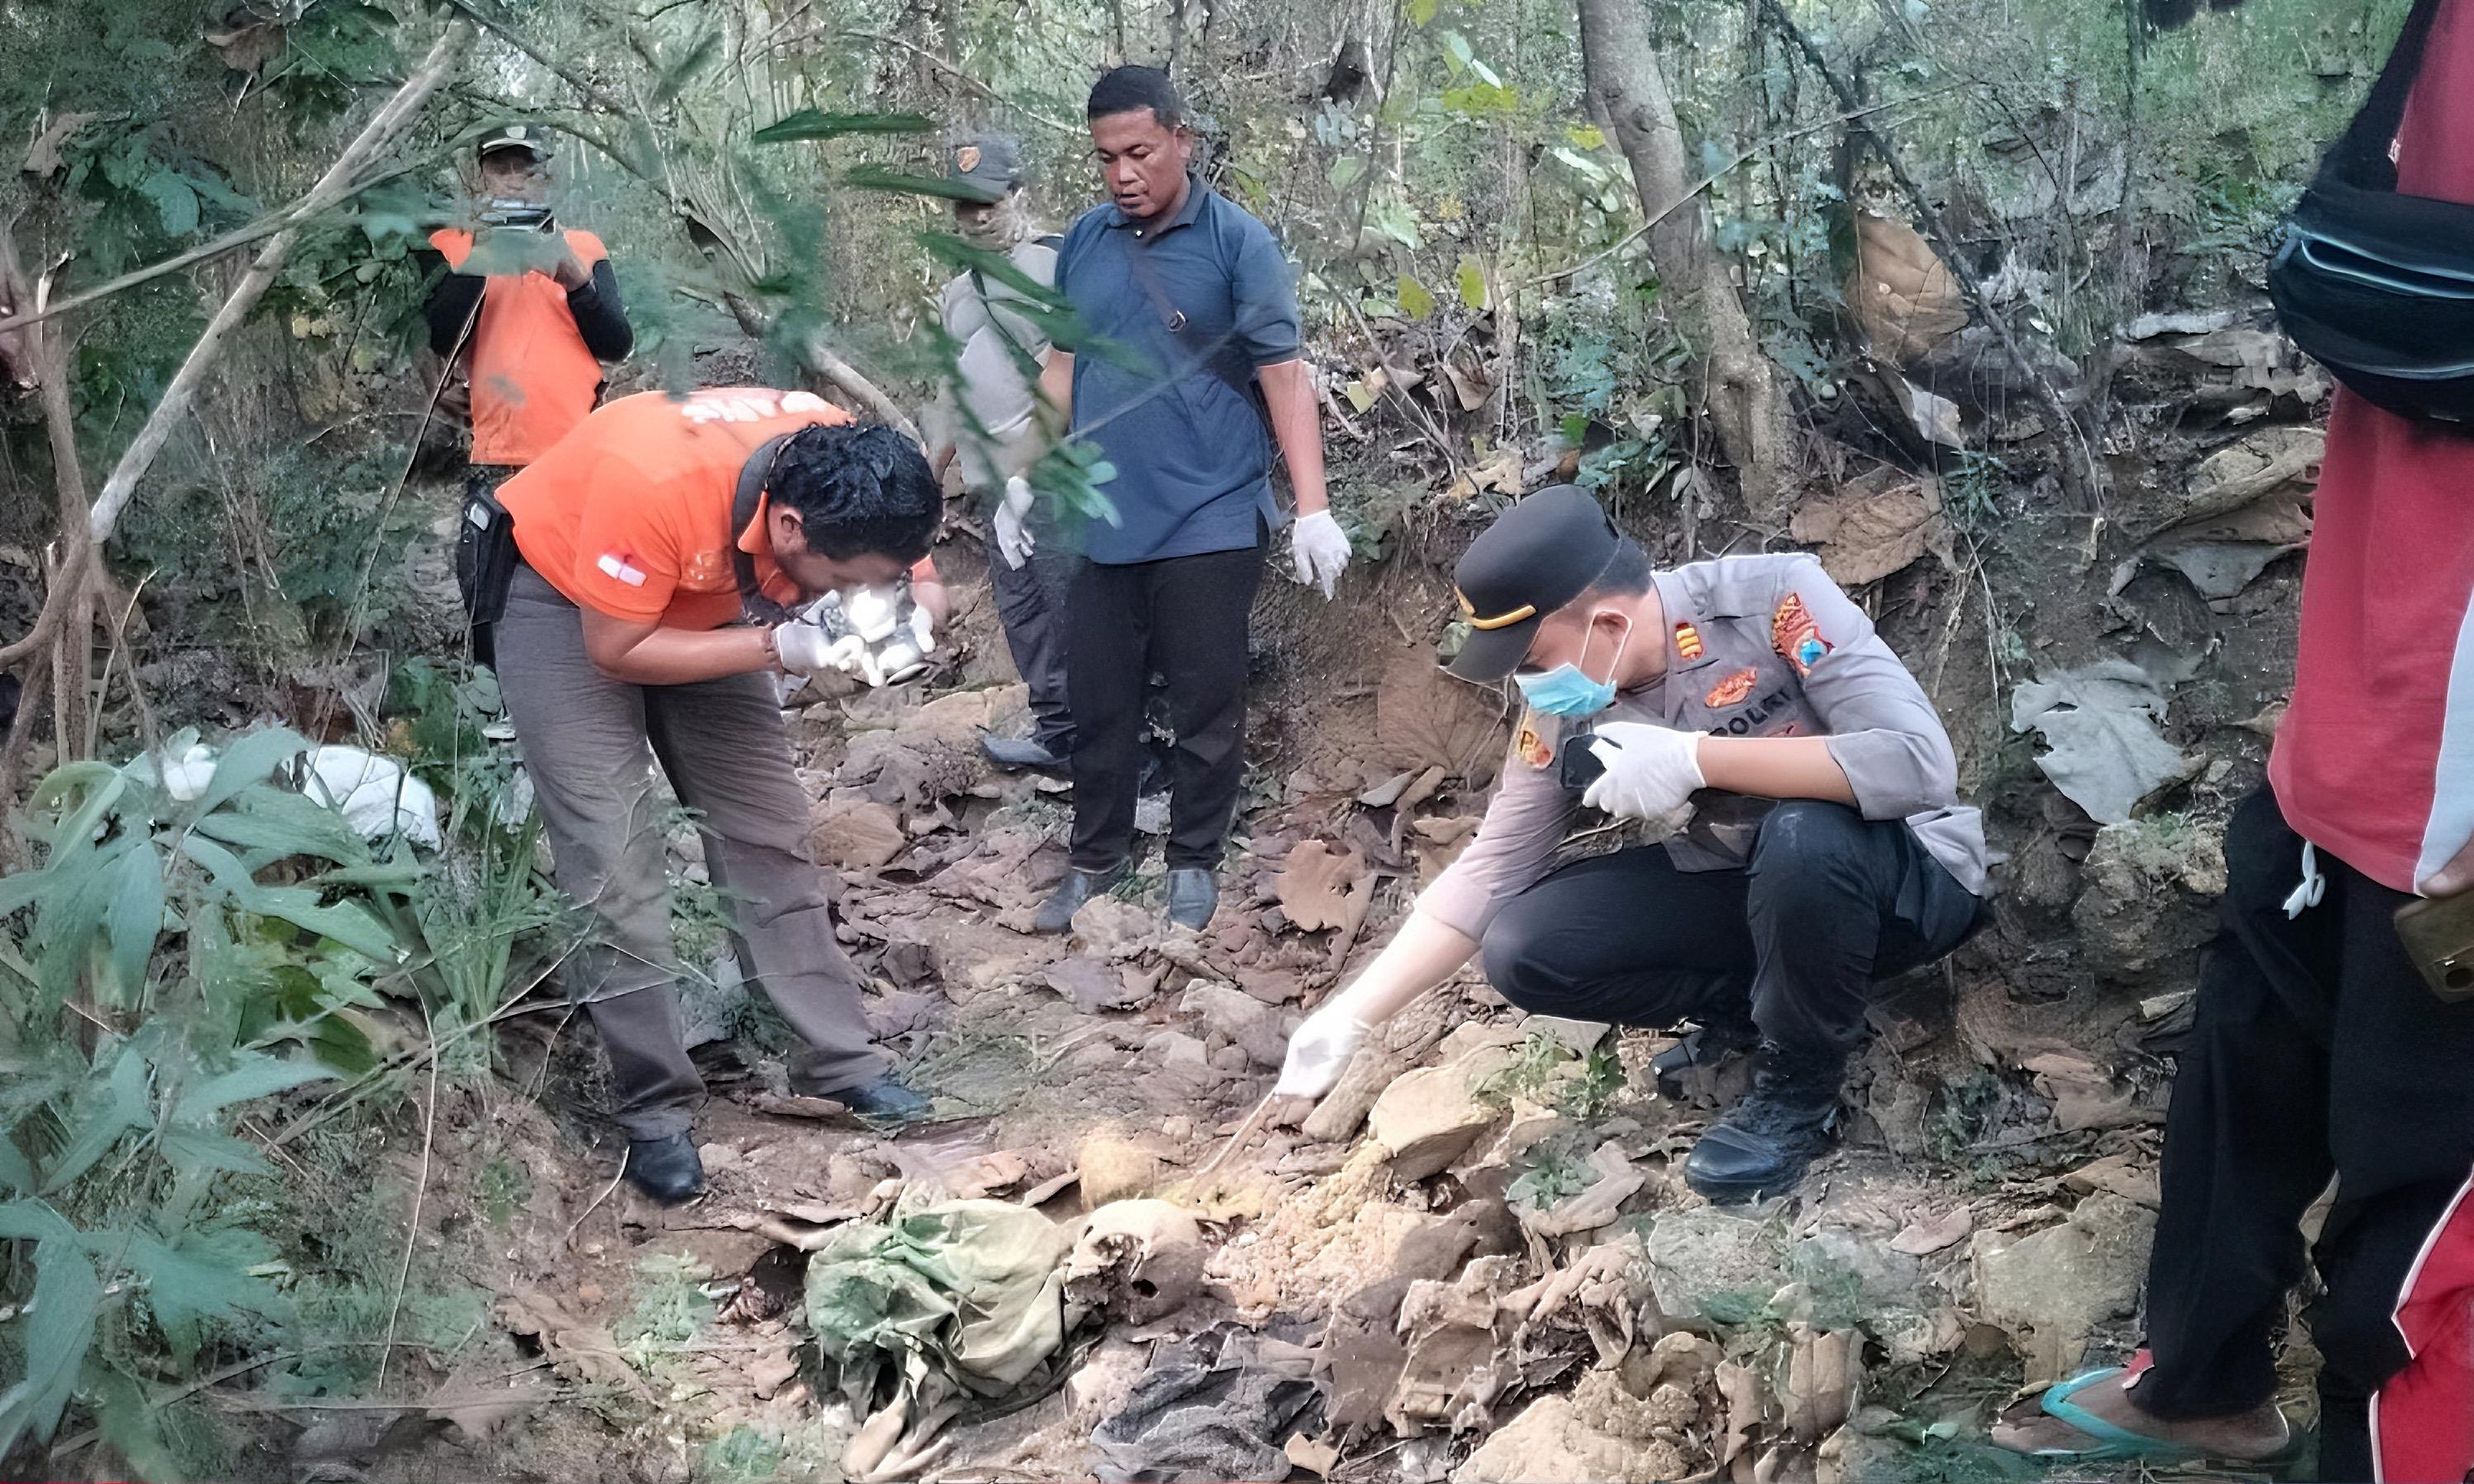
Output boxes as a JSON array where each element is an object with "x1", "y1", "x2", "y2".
[{"x1": 1061, "y1": 1200, "x2": 1205, "y2": 1327}]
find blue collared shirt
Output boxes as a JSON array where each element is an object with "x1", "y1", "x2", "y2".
[{"x1": 1056, "y1": 176, "x2": 1302, "y2": 564}]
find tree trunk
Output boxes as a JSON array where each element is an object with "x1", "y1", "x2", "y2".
[{"x1": 1576, "y1": 0, "x2": 1794, "y2": 524}]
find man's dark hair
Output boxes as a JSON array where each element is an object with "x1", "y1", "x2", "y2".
[
  {"x1": 1087, "y1": 65, "x2": 1183, "y2": 129},
  {"x1": 769, "y1": 422, "x2": 939, "y2": 564},
  {"x1": 1576, "y1": 538, "x2": 1653, "y2": 602}
]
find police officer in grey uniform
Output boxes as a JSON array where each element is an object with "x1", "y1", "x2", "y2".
[
  {"x1": 1272, "y1": 486, "x2": 1988, "y2": 1201},
  {"x1": 924, "y1": 134, "x2": 1076, "y2": 770}
]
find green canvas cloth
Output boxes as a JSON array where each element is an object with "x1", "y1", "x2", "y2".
[{"x1": 802, "y1": 1199, "x2": 1070, "y2": 1396}]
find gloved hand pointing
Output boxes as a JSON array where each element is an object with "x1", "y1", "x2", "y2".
[
  {"x1": 1289, "y1": 510, "x2": 1351, "y2": 599},
  {"x1": 1274, "y1": 998, "x2": 1374, "y2": 1101},
  {"x1": 1581, "y1": 721, "x2": 1705, "y2": 824},
  {"x1": 994, "y1": 477, "x2": 1037, "y2": 571}
]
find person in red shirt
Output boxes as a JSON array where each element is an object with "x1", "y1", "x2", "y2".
[
  {"x1": 422, "y1": 124, "x2": 633, "y2": 487},
  {"x1": 1996, "y1": 2, "x2": 2474, "y2": 1474},
  {"x1": 494, "y1": 387, "x2": 943, "y2": 1204}
]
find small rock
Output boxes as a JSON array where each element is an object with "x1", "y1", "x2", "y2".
[
  {"x1": 809, "y1": 795, "x2": 906, "y2": 871},
  {"x1": 1073, "y1": 896, "x2": 1158, "y2": 958},
  {"x1": 2072, "y1": 818, "x2": 2227, "y2": 984},
  {"x1": 748, "y1": 1350, "x2": 799, "y2": 1400},
  {"x1": 698, "y1": 1142, "x2": 741, "y2": 1174},
  {"x1": 1790, "y1": 1225, "x2": 1931, "y2": 1313},
  {"x1": 1455, "y1": 1392, "x2": 1687, "y2": 1483},
  {"x1": 1178, "y1": 980, "x2": 1286, "y2": 1068},
  {"x1": 1044, "y1": 956, "x2": 1149, "y2": 1014},
  {"x1": 1368, "y1": 1062, "x2": 1502, "y2": 1182},
  {"x1": 1645, "y1": 1207, "x2": 1785, "y2": 1323},
  {"x1": 1209, "y1": 1043, "x2": 1252, "y2": 1073},
  {"x1": 1161, "y1": 1115, "x2": 1195, "y2": 1142},
  {"x1": 1077, "y1": 1131, "x2": 1166, "y2": 1205},
  {"x1": 1968, "y1": 1192, "x2": 2157, "y2": 1383},
  {"x1": 2062, "y1": 1153, "x2": 2161, "y2": 1208},
  {"x1": 1523, "y1": 1016, "x2": 1611, "y2": 1054},
  {"x1": 1888, "y1": 1207, "x2": 1974, "y2": 1256},
  {"x1": 1145, "y1": 1031, "x2": 1210, "y2": 1069}
]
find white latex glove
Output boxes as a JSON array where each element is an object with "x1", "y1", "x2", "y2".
[
  {"x1": 1289, "y1": 510, "x2": 1351, "y2": 599},
  {"x1": 842, "y1": 585, "x2": 903, "y2": 642},
  {"x1": 906, "y1": 600, "x2": 936, "y2": 655},
  {"x1": 1274, "y1": 999, "x2": 1373, "y2": 1100},
  {"x1": 994, "y1": 477, "x2": 1037, "y2": 571},
  {"x1": 1581, "y1": 721, "x2": 1706, "y2": 822},
  {"x1": 775, "y1": 623, "x2": 871, "y2": 680}
]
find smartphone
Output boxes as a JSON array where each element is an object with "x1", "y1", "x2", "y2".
[
  {"x1": 1559, "y1": 730, "x2": 1606, "y2": 792},
  {"x1": 2394, "y1": 890, "x2": 2474, "y2": 1003}
]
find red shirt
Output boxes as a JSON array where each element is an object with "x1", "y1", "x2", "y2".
[
  {"x1": 430, "y1": 228, "x2": 611, "y2": 467},
  {"x1": 2269, "y1": 0, "x2": 2474, "y2": 895},
  {"x1": 499, "y1": 387, "x2": 845, "y2": 628}
]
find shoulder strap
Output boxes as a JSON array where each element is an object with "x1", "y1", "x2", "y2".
[
  {"x1": 2324, "y1": 0, "x2": 2447, "y2": 191},
  {"x1": 731, "y1": 432, "x2": 798, "y2": 626}
]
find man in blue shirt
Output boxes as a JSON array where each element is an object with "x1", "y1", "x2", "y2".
[{"x1": 1032, "y1": 66, "x2": 1351, "y2": 933}]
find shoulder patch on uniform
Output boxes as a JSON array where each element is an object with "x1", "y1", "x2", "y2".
[
  {"x1": 1673, "y1": 622, "x2": 1704, "y2": 660},
  {"x1": 1772, "y1": 593, "x2": 1831, "y2": 675},
  {"x1": 1705, "y1": 667, "x2": 1759, "y2": 707},
  {"x1": 1514, "y1": 709, "x2": 1555, "y2": 769}
]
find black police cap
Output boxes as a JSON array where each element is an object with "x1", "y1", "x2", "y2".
[{"x1": 1445, "y1": 485, "x2": 1624, "y2": 682}]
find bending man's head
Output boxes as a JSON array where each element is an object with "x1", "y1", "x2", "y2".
[{"x1": 764, "y1": 422, "x2": 940, "y2": 597}]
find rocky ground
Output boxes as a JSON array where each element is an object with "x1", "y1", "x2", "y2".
[
  {"x1": 223, "y1": 304, "x2": 2339, "y2": 1484},
  {"x1": 318, "y1": 626, "x2": 2304, "y2": 1484}
]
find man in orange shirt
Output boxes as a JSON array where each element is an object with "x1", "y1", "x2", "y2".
[
  {"x1": 494, "y1": 386, "x2": 940, "y2": 1203},
  {"x1": 424, "y1": 124, "x2": 633, "y2": 487}
]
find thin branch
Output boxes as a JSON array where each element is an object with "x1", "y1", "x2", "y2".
[
  {"x1": 376, "y1": 1000, "x2": 441, "y2": 1393},
  {"x1": 830, "y1": 30, "x2": 1079, "y2": 134},
  {"x1": 0, "y1": 151, "x2": 449, "y2": 339},
  {"x1": 86, "y1": 21, "x2": 474, "y2": 547}
]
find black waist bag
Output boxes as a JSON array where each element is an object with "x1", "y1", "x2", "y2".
[
  {"x1": 454, "y1": 475, "x2": 518, "y2": 630},
  {"x1": 2265, "y1": 0, "x2": 2474, "y2": 426}
]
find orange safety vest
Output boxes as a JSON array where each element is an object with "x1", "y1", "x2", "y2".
[{"x1": 429, "y1": 227, "x2": 612, "y2": 467}]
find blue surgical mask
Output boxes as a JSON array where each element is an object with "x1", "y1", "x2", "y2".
[{"x1": 1515, "y1": 615, "x2": 1633, "y2": 717}]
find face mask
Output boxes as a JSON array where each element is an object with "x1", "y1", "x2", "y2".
[{"x1": 1515, "y1": 613, "x2": 1632, "y2": 717}]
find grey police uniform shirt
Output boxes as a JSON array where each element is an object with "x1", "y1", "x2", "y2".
[
  {"x1": 1418, "y1": 552, "x2": 1989, "y2": 943},
  {"x1": 926, "y1": 237, "x2": 1057, "y2": 491}
]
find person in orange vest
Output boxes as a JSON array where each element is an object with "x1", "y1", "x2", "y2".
[{"x1": 422, "y1": 124, "x2": 633, "y2": 492}]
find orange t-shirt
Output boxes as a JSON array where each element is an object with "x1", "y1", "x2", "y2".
[
  {"x1": 498, "y1": 387, "x2": 851, "y2": 629},
  {"x1": 430, "y1": 227, "x2": 612, "y2": 467}
]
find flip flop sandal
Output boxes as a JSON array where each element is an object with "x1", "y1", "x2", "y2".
[{"x1": 2021, "y1": 1367, "x2": 2211, "y2": 1464}]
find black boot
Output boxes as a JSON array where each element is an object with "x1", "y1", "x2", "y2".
[
  {"x1": 831, "y1": 1075, "x2": 933, "y2": 1130},
  {"x1": 625, "y1": 1133, "x2": 707, "y2": 1205},
  {"x1": 1033, "y1": 862, "x2": 1127, "y2": 934},
  {"x1": 981, "y1": 732, "x2": 1069, "y2": 773},
  {"x1": 1651, "y1": 1010, "x2": 1761, "y2": 1101},
  {"x1": 1165, "y1": 868, "x2": 1217, "y2": 931},
  {"x1": 1683, "y1": 1040, "x2": 1847, "y2": 1205}
]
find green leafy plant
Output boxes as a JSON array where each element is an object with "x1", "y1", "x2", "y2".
[{"x1": 0, "y1": 726, "x2": 430, "y2": 1468}]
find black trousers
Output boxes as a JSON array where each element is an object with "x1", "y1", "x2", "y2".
[
  {"x1": 2136, "y1": 787, "x2": 2474, "y2": 1481},
  {"x1": 1479, "y1": 801, "x2": 1982, "y2": 1053},
  {"x1": 1066, "y1": 541, "x2": 1264, "y2": 871}
]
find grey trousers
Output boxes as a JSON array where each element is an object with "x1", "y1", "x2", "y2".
[{"x1": 496, "y1": 567, "x2": 887, "y2": 1138}]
